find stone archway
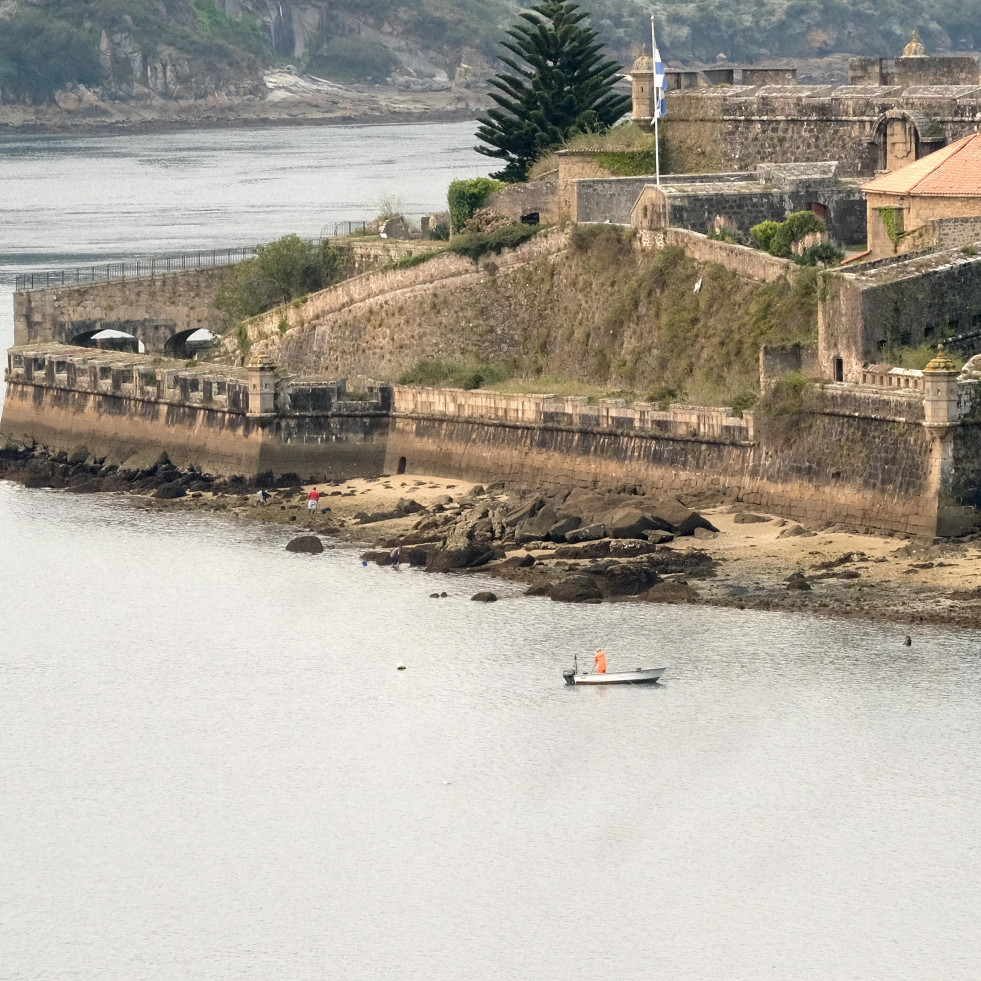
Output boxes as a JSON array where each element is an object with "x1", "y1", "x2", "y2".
[
  {"x1": 870, "y1": 110, "x2": 944, "y2": 173},
  {"x1": 68, "y1": 327, "x2": 142, "y2": 353},
  {"x1": 164, "y1": 328, "x2": 216, "y2": 360}
]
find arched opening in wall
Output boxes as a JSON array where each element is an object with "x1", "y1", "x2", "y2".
[
  {"x1": 396, "y1": 456, "x2": 407, "y2": 475},
  {"x1": 69, "y1": 328, "x2": 144, "y2": 353},
  {"x1": 521, "y1": 212, "x2": 540, "y2": 225},
  {"x1": 165, "y1": 328, "x2": 217, "y2": 360},
  {"x1": 872, "y1": 112, "x2": 933, "y2": 173},
  {"x1": 809, "y1": 202, "x2": 827, "y2": 220},
  {"x1": 833, "y1": 357, "x2": 844, "y2": 382}
]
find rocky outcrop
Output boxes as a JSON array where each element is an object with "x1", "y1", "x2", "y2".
[
  {"x1": 361, "y1": 482, "x2": 720, "y2": 605},
  {"x1": 286, "y1": 534, "x2": 324, "y2": 553}
]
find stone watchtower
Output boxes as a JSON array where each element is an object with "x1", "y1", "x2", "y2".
[
  {"x1": 631, "y1": 47, "x2": 656, "y2": 128},
  {"x1": 923, "y1": 346, "x2": 960, "y2": 427},
  {"x1": 921, "y1": 346, "x2": 973, "y2": 536},
  {"x1": 247, "y1": 355, "x2": 277, "y2": 417}
]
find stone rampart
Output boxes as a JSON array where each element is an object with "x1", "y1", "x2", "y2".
[
  {"x1": 638, "y1": 228, "x2": 800, "y2": 283},
  {"x1": 8, "y1": 341, "x2": 980, "y2": 537},
  {"x1": 13, "y1": 268, "x2": 228, "y2": 355},
  {"x1": 2, "y1": 344, "x2": 388, "y2": 479},
  {"x1": 392, "y1": 386, "x2": 753, "y2": 440},
  {"x1": 928, "y1": 217, "x2": 981, "y2": 252},
  {"x1": 385, "y1": 383, "x2": 951, "y2": 538},
  {"x1": 235, "y1": 230, "x2": 568, "y2": 354}
]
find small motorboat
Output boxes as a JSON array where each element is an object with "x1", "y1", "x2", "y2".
[{"x1": 563, "y1": 654, "x2": 665, "y2": 686}]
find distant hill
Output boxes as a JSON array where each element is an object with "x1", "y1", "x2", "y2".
[{"x1": 1, "y1": 0, "x2": 979, "y2": 107}]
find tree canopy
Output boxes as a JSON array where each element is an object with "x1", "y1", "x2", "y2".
[{"x1": 475, "y1": 0, "x2": 631, "y2": 183}]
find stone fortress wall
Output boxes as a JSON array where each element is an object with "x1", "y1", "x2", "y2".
[
  {"x1": 383, "y1": 375, "x2": 973, "y2": 538},
  {"x1": 660, "y1": 54, "x2": 981, "y2": 179},
  {"x1": 2, "y1": 345, "x2": 389, "y2": 479},
  {"x1": 3, "y1": 341, "x2": 968, "y2": 538}
]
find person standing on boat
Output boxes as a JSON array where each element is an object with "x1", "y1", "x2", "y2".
[
  {"x1": 307, "y1": 487, "x2": 320, "y2": 512},
  {"x1": 593, "y1": 648, "x2": 607, "y2": 674}
]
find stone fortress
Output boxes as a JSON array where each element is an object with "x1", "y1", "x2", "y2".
[{"x1": 6, "y1": 34, "x2": 981, "y2": 539}]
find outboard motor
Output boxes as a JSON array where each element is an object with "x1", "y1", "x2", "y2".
[{"x1": 563, "y1": 669, "x2": 576, "y2": 686}]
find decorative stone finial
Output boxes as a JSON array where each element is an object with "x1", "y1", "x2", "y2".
[
  {"x1": 902, "y1": 30, "x2": 925, "y2": 58},
  {"x1": 924, "y1": 344, "x2": 957, "y2": 373},
  {"x1": 248, "y1": 354, "x2": 276, "y2": 369},
  {"x1": 631, "y1": 46, "x2": 653, "y2": 74}
]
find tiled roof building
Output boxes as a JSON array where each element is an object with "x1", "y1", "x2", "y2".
[{"x1": 861, "y1": 133, "x2": 981, "y2": 258}]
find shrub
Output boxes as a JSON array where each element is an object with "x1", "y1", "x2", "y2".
[
  {"x1": 447, "y1": 178, "x2": 505, "y2": 234},
  {"x1": 794, "y1": 241, "x2": 844, "y2": 267},
  {"x1": 769, "y1": 211, "x2": 827, "y2": 258},
  {"x1": 749, "y1": 220, "x2": 781, "y2": 252},
  {"x1": 447, "y1": 223, "x2": 540, "y2": 264},
  {"x1": 217, "y1": 235, "x2": 353, "y2": 325},
  {"x1": 461, "y1": 209, "x2": 519, "y2": 235},
  {"x1": 569, "y1": 223, "x2": 635, "y2": 258}
]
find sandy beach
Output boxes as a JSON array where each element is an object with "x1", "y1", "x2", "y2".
[{"x1": 152, "y1": 472, "x2": 981, "y2": 631}]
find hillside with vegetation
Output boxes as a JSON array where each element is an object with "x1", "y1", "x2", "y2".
[
  {"x1": 241, "y1": 226, "x2": 819, "y2": 410},
  {"x1": 2, "y1": 0, "x2": 979, "y2": 108}
]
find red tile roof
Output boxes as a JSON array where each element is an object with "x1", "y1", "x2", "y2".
[{"x1": 862, "y1": 132, "x2": 981, "y2": 196}]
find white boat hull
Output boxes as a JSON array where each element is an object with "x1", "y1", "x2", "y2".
[{"x1": 565, "y1": 667, "x2": 665, "y2": 686}]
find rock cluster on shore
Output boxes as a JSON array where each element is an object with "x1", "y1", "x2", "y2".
[
  {"x1": 356, "y1": 482, "x2": 721, "y2": 603},
  {"x1": 0, "y1": 439, "x2": 248, "y2": 498}
]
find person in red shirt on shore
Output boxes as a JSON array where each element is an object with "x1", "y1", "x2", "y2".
[
  {"x1": 307, "y1": 487, "x2": 320, "y2": 512},
  {"x1": 593, "y1": 648, "x2": 607, "y2": 674}
]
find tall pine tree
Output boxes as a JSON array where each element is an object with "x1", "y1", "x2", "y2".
[{"x1": 475, "y1": 0, "x2": 631, "y2": 183}]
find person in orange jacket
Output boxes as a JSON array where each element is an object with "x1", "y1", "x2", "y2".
[{"x1": 593, "y1": 648, "x2": 607, "y2": 674}]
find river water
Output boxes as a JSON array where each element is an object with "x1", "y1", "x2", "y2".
[{"x1": 2, "y1": 123, "x2": 981, "y2": 980}]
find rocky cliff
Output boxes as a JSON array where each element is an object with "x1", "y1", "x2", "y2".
[{"x1": 0, "y1": 0, "x2": 495, "y2": 131}]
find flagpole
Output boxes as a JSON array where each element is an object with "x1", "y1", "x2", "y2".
[{"x1": 651, "y1": 14, "x2": 660, "y2": 186}]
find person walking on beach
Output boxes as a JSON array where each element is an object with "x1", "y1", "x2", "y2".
[
  {"x1": 594, "y1": 648, "x2": 607, "y2": 674},
  {"x1": 307, "y1": 487, "x2": 320, "y2": 512}
]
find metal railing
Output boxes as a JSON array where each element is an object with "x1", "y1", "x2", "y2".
[
  {"x1": 14, "y1": 247, "x2": 257, "y2": 292},
  {"x1": 319, "y1": 220, "x2": 371, "y2": 241}
]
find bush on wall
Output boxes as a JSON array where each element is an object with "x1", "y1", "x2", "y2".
[{"x1": 447, "y1": 178, "x2": 505, "y2": 234}]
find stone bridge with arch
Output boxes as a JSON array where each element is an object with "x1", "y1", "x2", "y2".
[{"x1": 13, "y1": 267, "x2": 230, "y2": 358}]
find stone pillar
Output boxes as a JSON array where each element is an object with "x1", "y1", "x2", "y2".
[{"x1": 247, "y1": 355, "x2": 277, "y2": 417}]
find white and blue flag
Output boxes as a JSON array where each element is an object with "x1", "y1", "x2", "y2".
[{"x1": 652, "y1": 16, "x2": 667, "y2": 120}]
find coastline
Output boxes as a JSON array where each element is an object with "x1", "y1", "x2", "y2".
[
  {"x1": 32, "y1": 467, "x2": 981, "y2": 631},
  {"x1": 0, "y1": 89, "x2": 480, "y2": 138}
]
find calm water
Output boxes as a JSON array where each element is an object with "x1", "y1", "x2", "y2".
[{"x1": 2, "y1": 124, "x2": 981, "y2": 980}]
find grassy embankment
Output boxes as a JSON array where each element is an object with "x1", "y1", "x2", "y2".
[{"x1": 397, "y1": 224, "x2": 819, "y2": 410}]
